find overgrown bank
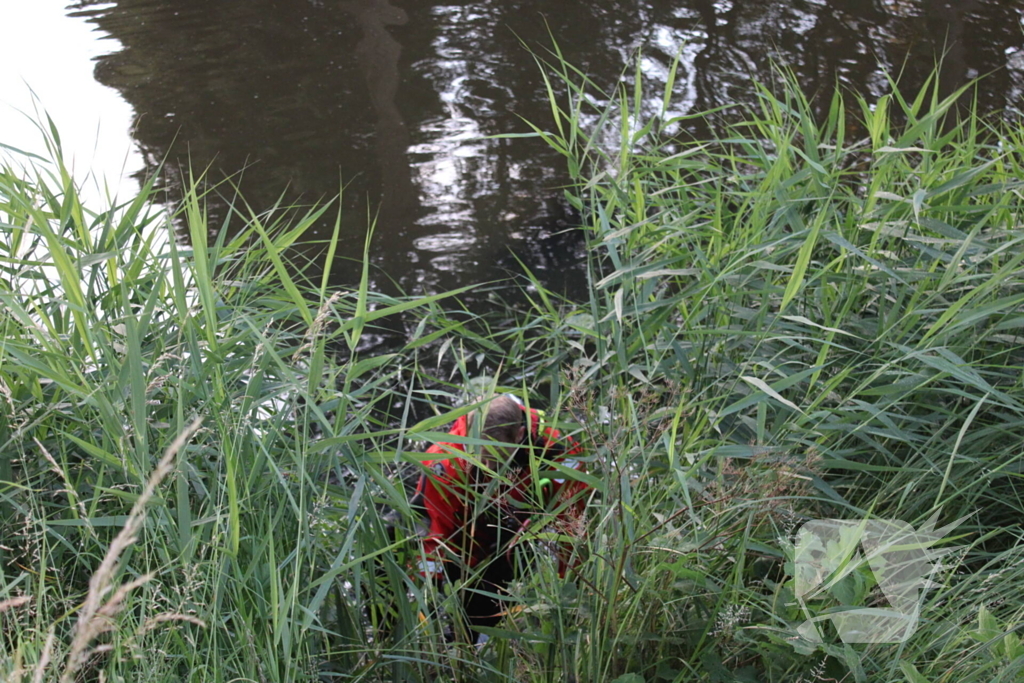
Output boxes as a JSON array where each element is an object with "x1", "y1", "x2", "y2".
[{"x1": 2, "y1": 65, "x2": 1024, "y2": 682}]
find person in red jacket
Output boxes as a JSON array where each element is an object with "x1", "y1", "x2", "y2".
[{"x1": 410, "y1": 393, "x2": 587, "y2": 641}]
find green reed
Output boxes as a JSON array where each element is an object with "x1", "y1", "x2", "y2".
[
  {"x1": 3, "y1": 54, "x2": 1024, "y2": 683},
  {"x1": 495, "y1": 55, "x2": 1024, "y2": 682}
]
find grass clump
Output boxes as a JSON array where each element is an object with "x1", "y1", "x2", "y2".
[
  {"x1": 3, "y1": 57, "x2": 1024, "y2": 683},
  {"x1": 497, "y1": 58, "x2": 1024, "y2": 681},
  {"x1": 0, "y1": 129, "x2": 485, "y2": 682}
]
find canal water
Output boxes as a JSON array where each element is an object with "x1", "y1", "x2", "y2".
[{"x1": 4, "y1": 0, "x2": 1024, "y2": 303}]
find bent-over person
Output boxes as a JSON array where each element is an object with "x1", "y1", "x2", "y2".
[{"x1": 408, "y1": 394, "x2": 588, "y2": 642}]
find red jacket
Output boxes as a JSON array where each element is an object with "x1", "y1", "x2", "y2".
[{"x1": 413, "y1": 404, "x2": 587, "y2": 578}]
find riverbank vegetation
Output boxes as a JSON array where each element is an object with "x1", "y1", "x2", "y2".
[{"x1": 3, "y1": 60, "x2": 1024, "y2": 682}]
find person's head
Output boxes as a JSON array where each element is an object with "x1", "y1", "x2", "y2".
[{"x1": 468, "y1": 395, "x2": 527, "y2": 469}]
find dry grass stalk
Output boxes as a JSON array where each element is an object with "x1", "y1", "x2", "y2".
[
  {"x1": 60, "y1": 417, "x2": 204, "y2": 683},
  {"x1": 34, "y1": 437, "x2": 91, "y2": 529},
  {"x1": 0, "y1": 375, "x2": 15, "y2": 414},
  {"x1": 31, "y1": 629, "x2": 55, "y2": 683},
  {"x1": 137, "y1": 613, "x2": 207, "y2": 634},
  {"x1": 0, "y1": 595, "x2": 32, "y2": 613},
  {"x1": 292, "y1": 290, "x2": 342, "y2": 362}
]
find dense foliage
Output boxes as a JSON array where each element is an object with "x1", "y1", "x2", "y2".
[{"x1": 2, "y1": 61, "x2": 1023, "y2": 682}]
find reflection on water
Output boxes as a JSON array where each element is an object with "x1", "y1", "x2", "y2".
[
  {"x1": 342, "y1": 0, "x2": 415, "y2": 223},
  {"x1": 0, "y1": 1, "x2": 141, "y2": 205},
  {"x1": 54, "y1": 0, "x2": 1024, "y2": 304}
]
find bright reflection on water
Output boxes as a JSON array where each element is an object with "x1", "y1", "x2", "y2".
[
  {"x1": 4, "y1": 0, "x2": 1024, "y2": 310},
  {"x1": 0, "y1": 0, "x2": 142, "y2": 205}
]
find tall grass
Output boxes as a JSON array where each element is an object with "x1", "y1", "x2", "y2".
[
  {"x1": 3, "y1": 56, "x2": 1024, "y2": 683},
  {"x1": 0, "y1": 126, "x2": 491, "y2": 682},
  {"x1": 496, "y1": 58, "x2": 1024, "y2": 682}
]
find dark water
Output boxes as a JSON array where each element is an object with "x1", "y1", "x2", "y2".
[{"x1": 66, "y1": 0, "x2": 1024, "y2": 302}]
